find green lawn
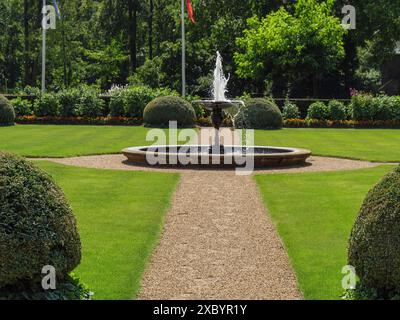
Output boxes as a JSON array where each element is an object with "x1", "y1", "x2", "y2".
[
  {"x1": 35, "y1": 161, "x2": 179, "y2": 300},
  {"x1": 0, "y1": 125, "x2": 195, "y2": 158},
  {"x1": 255, "y1": 128, "x2": 400, "y2": 162},
  {"x1": 255, "y1": 165, "x2": 396, "y2": 300},
  {"x1": 1, "y1": 125, "x2": 400, "y2": 162}
]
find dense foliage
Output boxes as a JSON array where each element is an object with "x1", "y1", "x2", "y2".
[
  {"x1": 10, "y1": 97, "x2": 32, "y2": 116},
  {"x1": 143, "y1": 96, "x2": 196, "y2": 127},
  {"x1": 328, "y1": 100, "x2": 348, "y2": 120},
  {"x1": 235, "y1": 0, "x2": 346, "y2": 97},
  {"x1": 0, "y1": 94, "x2": 15, "y2": 126},
  {"x1": 1, "y1": 1, "x2": 400, "y2": 98},
  {"x1": 307, "y1": 102, "x2": 331, "y2": 120},
  {"x1": 0, "y1": 152, "x2": 81, "y2": 289},
  {"x1": 282, "y1": 100, "x2": 300, "y2": 120},
  {"x1": 109, "y1": 86, "x2": 177, "y2": 118},
  {"x1": 348, "y1": 166, "x2": 400, "y2": 299},
  {"x1": 235, "y1": 98, "x2": 283, "y2": 129},
  {"x1": 351, "y1": 94, "x2": 400, "y2": 121}
]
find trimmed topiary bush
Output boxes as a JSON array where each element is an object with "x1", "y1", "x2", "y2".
[
  {"x1": 34, "y1": 93, "x2": 60, "y2": 117},
  {"x1": 328, "y1": 100, "x2": 347, "y2": 121},
  {"x1": 348, "y1": 166, "x2": 400, "y2": 299},
  {"x1": 235, "y1": 98, "x2": 283, "y2": 129},
  {"x1": 307, "y1": 101, "x2": 331, "y2": 120},
  {"x1": 282, "y1": 100, "x2": 300, "y2": 120},
  {"x1": 0, "y1": 94, "x2": 15, "y2": 126},
  {"x1": 143, "y1": 96, "x2": 196, "y2": 127},
  {"x1": 0, "y1": 152, "x2": 81, "y2": 290}
]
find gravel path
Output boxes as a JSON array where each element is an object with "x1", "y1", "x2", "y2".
[{"x1": 138, "y1": 171, "x2": 302, "y2": 300}]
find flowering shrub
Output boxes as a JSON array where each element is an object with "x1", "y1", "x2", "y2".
[{"x1": 282, "y1": 100, "x2": 300, "y2": 120}]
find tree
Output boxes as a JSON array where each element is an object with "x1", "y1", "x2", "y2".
[{"x1": 234, "y1": 0, "x2": 347, "y2": 97}]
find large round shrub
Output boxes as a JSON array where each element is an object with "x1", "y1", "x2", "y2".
[
  {"x1": 307, "y1": 101, "x2": 331, "y2": 120},
  {"x1": 348, "y1": 166, "x2": 400, "y2": 298},
  {"x1": 0, "y1": 152, "x2": 81, "y2": 288},
  {"x1": 0, "y1": 94, "x2": 15, "y2": 126},
  {"x1": 143, "y1": 96, "x2": 196, "y2": 127},
  {"x1": 235, "y1": 98, "x2": 283, "y2": 129}
]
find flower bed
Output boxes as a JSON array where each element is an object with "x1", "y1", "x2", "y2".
[
  {"x1": 16, "y1": 116, "x2": 143, "y2": 126},
  {"x1": 284, "y1": 119, "x2": 400, "y2": 129}
]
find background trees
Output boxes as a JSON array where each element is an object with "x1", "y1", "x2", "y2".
[
  {"x1": 235, "y1": 0, "x2": 346, "y2": 97},
  {"x1": 0, "y1": 0, "x2": 400, "y2": 98}
]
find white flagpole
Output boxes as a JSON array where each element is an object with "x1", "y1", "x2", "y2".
[
  {"x1": 181, "y1": 0, "x2": 186, "y2": 97},
  {"x1": 41, "y1": 0, "x2": 47, "y2": 94}
]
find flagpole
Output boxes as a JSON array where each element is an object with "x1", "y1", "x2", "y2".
[
  {"x1": 181, "y1": 0, "x2": 186, "y2": 97},
  {"x1": 41, "y1": 0, "x2": 46, "y2": 94}
]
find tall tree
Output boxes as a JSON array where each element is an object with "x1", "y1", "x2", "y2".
[
  {"x1": 128, "y1": 0, "x2": 138, "y2": 72},
  {"x1": 148, "y1": 0, "x2": 154, "y2": 59}
]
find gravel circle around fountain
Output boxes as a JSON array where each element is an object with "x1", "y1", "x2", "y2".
[{"x1": 33, "y1": 154, "x2": 383, "y2": 174}]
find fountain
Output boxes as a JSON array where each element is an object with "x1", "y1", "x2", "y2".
[{"x1": 122, "y1": 52, "x2": 311, "y2": 168}]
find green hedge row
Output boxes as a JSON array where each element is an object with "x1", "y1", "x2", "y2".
[
  {"x1": 281, "y1": 95, "x2": 400, "y2": 122},
  {"x1": 10, "y1": 86, "x2": 205, "y2": 120}
]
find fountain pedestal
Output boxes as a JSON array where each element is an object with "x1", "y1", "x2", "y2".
[{"x1": 194, "y1": 100, "x2": 236, "y2": 155}]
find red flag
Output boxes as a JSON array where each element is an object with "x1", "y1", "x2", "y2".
[{"x1": 186, "y1": 0, "x2": 195, "y2": 24}]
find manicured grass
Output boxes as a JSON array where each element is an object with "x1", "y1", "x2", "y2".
[
  {"x1": 1, "y1": 125, "x2": 400, "y2": 161},
  {"x1": 255, "y1": 166, "x2": 396, "y2": 300},
  {"x1": 35, "y1": 161, "x2": 179, "y2": 300},
  {"x1": 0, "y1": 125, "x2": 195, "y2": 158},
  {"x1": 255, "y1": 128, "x2": 400, "y2": 162}
]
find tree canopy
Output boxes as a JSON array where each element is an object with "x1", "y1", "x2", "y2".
[
  {"x1": 235, "y1": 0, "x2": 346, "y2": 96},
  {"x1": 0, "y1": 0, "x2": 400, "y2": 98}
]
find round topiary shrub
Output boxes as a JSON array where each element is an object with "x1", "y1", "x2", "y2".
[
  {"x1": 235, "y1": 98, "x2": 283, "y2": 129},
  {"x1": 348, "y1": 166, "x2": 400, "y2": 298},
  {"x1": 143, "y1": 96, "x2": 196, "y2": 127},
  {"x1": 0, "y1": 152, "x2": 81, "y2": 289},
  {"x1": 0, "y1": 94, "x2": 15, "y2": 126},
  {"x1": 307, "y1": 101, "x2": 331, "y2": 120}
]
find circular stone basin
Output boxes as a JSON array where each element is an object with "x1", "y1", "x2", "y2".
[{"x1": 122, "y1": 145, "x2": 311, "y2": 168}]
